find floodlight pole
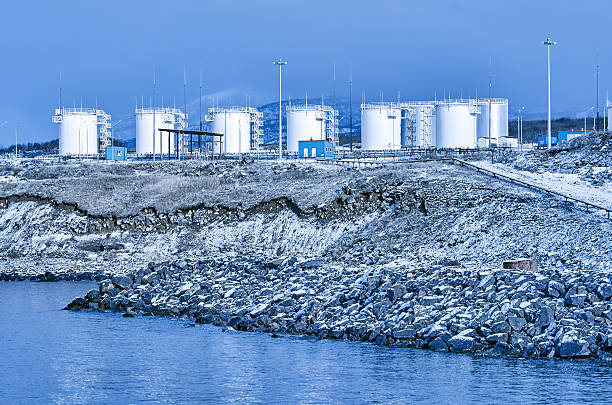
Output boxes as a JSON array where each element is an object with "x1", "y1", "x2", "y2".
[
  {"x1": 274, "y1": 59, "x2": 287, "y2": 160},
  {"x1": 518, "y1": 106, "x2": 525, "y2": 150},
  {"x1": 542, "y1": 37, "x2": 556, "y2": 149}
]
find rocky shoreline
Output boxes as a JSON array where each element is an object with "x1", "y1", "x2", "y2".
[
  {"x1": 65, "y1": 256, "x2": 612, "y2": 360},
  {"x1": 1, "y1": 270, "x2": 103, "y2": 282}
]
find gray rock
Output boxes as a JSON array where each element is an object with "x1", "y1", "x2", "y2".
[
  {"x1": 548, "y1": 280, "x2": 565, "y2": 294},
  {"x1": 428, "y1": 337, "x2": 449, "y2": 352},
  {"x1": 535, "y1": 307, "x2": 555, "y2": 328},
  {"x1": 99, "y1": 279, "x2": 114, "y2": 293},
  {"x1": 558, "y1": 333, "x2": 591, "y2": 358},
  {"x1": 374, "y1": 334, "x2": 388, "y2": 345},
  {"x1": 508, "y1": 316, "x2": 527, "y2": 331},
  {"x1": 491, "y1": 321, "x2": 510, "y2": 334},
  {"x1": 393, "y1": 328, "x2": 416, "y2": 340},
  {"x1": 486, "y1": 333, "x2": 508, "y2": 344},
  {"x1": 478, "y1": 274, "x2": 495, "y2": 290},
  {"x1": 111, "y1": 276, "x2": 133, "y2": 290},
  {"x1": 250, "y1": 303, "x2": 270, "y2": 318},
  {"x1": 447, "y1": 335, "x2": 477, "y2": 353},
  {"x1": 297, "y1": 259, "x2": 324, "y2": 269},
  {"x1": 597, "y1": 284, "x2": 612, "y2": 300},
  {"x1": 421, "y1": 295, "x2": 443, "y2": 306},
  {"x1": 85, "y1": 289, "x2": 100, "y2": 302}
]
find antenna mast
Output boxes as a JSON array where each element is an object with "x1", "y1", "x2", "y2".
[
  {"x1": 349, "y1": 63, "x2": 353, "y2": 152},
  {"x1": 153, "y1": 67, "x2": 156, "y2": 161},
  {"x1": 597, "y1": 56, "x2": 600, "y2": 130},
  {"x1": 59, "y1": 70, "x2": 62, "y2": 111}
]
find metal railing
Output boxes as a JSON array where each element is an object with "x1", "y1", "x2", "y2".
[{"x1": 453, "y1": 158, "x2": 612, "y2": 219}]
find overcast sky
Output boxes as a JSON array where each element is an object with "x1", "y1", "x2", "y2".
[{"x1": 0, "y1": 0, "x2": 609, "y2": 145}]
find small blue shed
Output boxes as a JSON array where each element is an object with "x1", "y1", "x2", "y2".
[
  {"x1": 105, "y1": 146, "x2": 128, "y2": 161},
  {"x1": 298, "y1": 140, "x2": 334, "y2": 158},
  {"x1": 538, "y1": 136, "x2": 558, "y2": 147},
  {"x1": 557, "y1": 130, "x2": 583, "y2": 144}
]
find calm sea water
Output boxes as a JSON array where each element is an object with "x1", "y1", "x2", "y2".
[{"x1": 1, "y1": 281, "x2": 611, "y2": 405}]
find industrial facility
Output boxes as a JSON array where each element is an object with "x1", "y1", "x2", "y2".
[
  {"x1": 360, "y1": 98, "x2": 509, "y2": 150},
  {"x1": 399, "y1": 102, "x2": 436, "y2": 147},
  {"x1": 135, "y1": 107, "x2": 186, "y2": 156},
  {"x1": 52, "y1": 108, "x2": 111, "y2": 156},
  {"x1": 476, "y1": 99, "x2": 509, "y2": 148},
  {"x1": 361, "y1": 103, "x2": 402, "y2": 150},
  {"x1": 206, "y1": 107, "x2": 263, "y2": 154},
  {"x1": 286, "y1": 104, "x2": 337, "y2": 153}
]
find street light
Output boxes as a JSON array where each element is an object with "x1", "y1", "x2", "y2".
[
  {"x1": 273, "y1": 58, "x2": 287, "y2": 160},
  {"x1": 518, "y1": 106, "x2": 525, "y2": 150},
  {"x1": 542, "y1": 37, "x2": 557, "y2": 149}
]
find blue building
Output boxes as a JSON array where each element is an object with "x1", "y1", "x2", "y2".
[
  {"x1": 298, "y1": 140, "x2": 334, "y2": 158},
  {"x1": 105, "y1": 146, "x2": 128, "y2": 161},
  {"x1": 539, "y1": 131, "x2": 584, "y2": 147},
  {"x1": 538, "y1": 136, "x2": 558, "y2": 147},
  {"x1": 557, "y1": 130, "x2": 583, "y2": 144}
]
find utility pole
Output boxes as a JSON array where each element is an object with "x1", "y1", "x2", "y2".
[
  {"x1": 273, "y1": 59, "x2": 287, "y2": 160},
  {"x1": 488, "y1": 57, "x2": 492, "y2": 149},
  {"x1": 153, "y1": 68, "x2": 156, "y2": 161},
  {"x1": 349, "y1": 64, "x2": 353, "y2": 152},
  {"x1": 596, "y1": 58, "x2": 600, "y2": 131},
  {"x1": 518, "y1": 106, "x2": 525, "y2": 151},
  {"x1": 542, "y1": 37, "x2": 556, "y2": 149},
  {"x1": 184, "y1": 68, "x2": 188, "y2": 159},
  {"x1": 333, "y1": 63, "x2": 336, "y2": 113}
]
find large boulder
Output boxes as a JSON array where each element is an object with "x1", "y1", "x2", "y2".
[
  {"x1": 111, "y1": 276, "x2": 133, "y2": 290},
  {"x1": 558, "y1": 333, "x2": 591, "y2": 358},
  {"x1": 447, "y1": 335, "x2": 477, "y2": 353},
  {"x1": 535, "y1": 307, "x2": 555, "y2": 328}
]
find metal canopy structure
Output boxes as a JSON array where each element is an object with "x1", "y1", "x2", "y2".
[{"x1": 158, "y1": 128, "x2": 224, "y2": 160}]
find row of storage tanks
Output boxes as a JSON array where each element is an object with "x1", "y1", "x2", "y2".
[
  {"x1": 362, "y1": 99, "x2": 510, "y2": 150},
  {"x1": 53, "y1": 98, "x2": 509, "y2": 155},
  {"x1": 52, "y1": 104, "x2": 335, "y2": 155}
]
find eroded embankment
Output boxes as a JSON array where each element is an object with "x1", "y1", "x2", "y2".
[
  {"x1": 66, "y1": 256, "x2": 612, "y2": 360},
  {"x1": 0, "y1": 178, "x2": 409, "y2": 279}
]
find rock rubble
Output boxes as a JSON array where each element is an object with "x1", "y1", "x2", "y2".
[{"x1": 66, "y1": 256, "x2": 612, "y2": 360}]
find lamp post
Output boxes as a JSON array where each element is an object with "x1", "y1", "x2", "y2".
[
  {"x1": 542, "y1": 37, "x2": 556, "y2": 149},
  {"x1": 273, "y1": 58, "x2": 287, "y2": 160},
  {"x1": 518, "y1": 106, "x2": 525, "y2": 150}
]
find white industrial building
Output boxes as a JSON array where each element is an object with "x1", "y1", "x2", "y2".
[
  {"x1": 52, "y1": 108, "x2": 111, "y2": 156},
  {"x1": 476, "y1": 98, "x2": 509, "y2": 147},
  {"x1": 360, "y1": 103, "x2": 402, "y2": 150},
  {"x1": 135, "y1": 107, "x2": 186, "y2": 156},
  {"x1": 206, "y1": 107, "x2": 263, "y2": 154},
  {"x1": 360, "y1": 98, "x2": 510, "y2": 150},
  {"x1": 286, "y1": 104, "x2": 337, "y2": 153},
  {"x1": 435, "y1": 100, "x2": 480, "y2": 148}
]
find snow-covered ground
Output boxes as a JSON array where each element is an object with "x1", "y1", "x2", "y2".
[{"x1": 470, "y1": 161, "x2": 612, "y2": 211}]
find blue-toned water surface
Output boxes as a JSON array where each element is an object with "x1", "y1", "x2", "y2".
[{"x1": 1, "y1": 281, "x2": 611, "y2": 404}]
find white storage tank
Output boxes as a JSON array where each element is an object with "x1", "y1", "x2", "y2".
[
  {"x1": 435, "y1": 101, "x2": 479, "y2": 148},
  {"x1": 286, "y1": 105, "x2": 336, "y2": 153},
  {"x1": 361, "y1": 103, "x2": 401, "y2": 150},
  {"x1": 208, "y1": 107, "x2": 261, "y2": 154},
  {"x1": 53, "y1": 108, "x2": 99, "y2": 155},
  {"x1": 476, "y1": 99, "x2": 509, "y2": 147},
  {"x1": 135, "y1": 108, "x2": 182, "y2": 155}
]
